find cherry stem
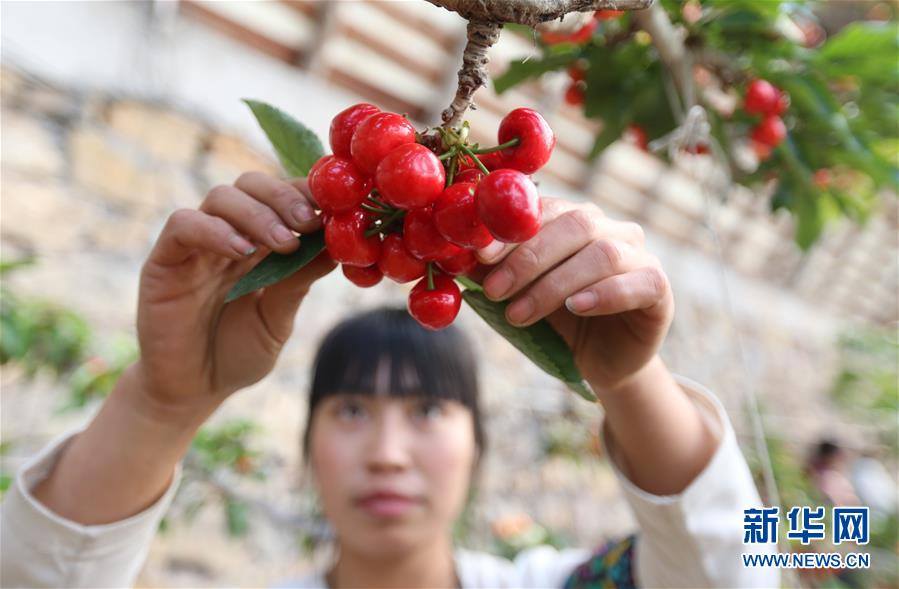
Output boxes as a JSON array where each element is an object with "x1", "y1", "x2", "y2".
[
  {"x1": 473, "y1": 136, "x2": 520, "y2": 154},
  {"x1": 437, "y1": 149, "x2": 456, "y2": 161},
  {"x1": 426, "y1": 263, "x2": 435, "y2": 290},
  {"x1": 459, "y1": 144, "x2": 490, "y2": 175},
  {"x1": 366, "y1": 194, "x2": 388, "y2": 208},
  {"x1": 361, "y1": 203, "x2": 391, "y2": 215},
  {"x1": 378, "y1": 208, "x2": 406, "y2": 233},
  {"x1": 446, "y1": 152, "x2": 458, "y2": 186},
  {"x1": 363, "y1": 223, "x2": 382, "y2": 238}
]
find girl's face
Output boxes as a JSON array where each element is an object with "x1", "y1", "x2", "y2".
[{"x1": 309, "y1": 391, "x2": 477, "y2": 558}]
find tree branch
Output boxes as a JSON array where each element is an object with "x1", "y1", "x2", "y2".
[
  {"x1": 442, "y1": 20, "x2": 502, "y2": 128},
  {"x1": 425, "y1": 0, "x2": 653, "y2": 27}
]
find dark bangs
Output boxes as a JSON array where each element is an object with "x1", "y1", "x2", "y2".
[{"x1": 303, "y1": 307, "x2": 485, "y2": 456}]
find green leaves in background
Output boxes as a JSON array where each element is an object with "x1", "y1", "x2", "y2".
[
  {"x1": 225, "y1": 231, "x2": 325, "y2": 302},
  {"x1": 493, "y1": 46, "x2": 579, "y2": 95},
  {"x1": 456, "y1": 277, "x2": 595, "y2": 402},
  {"x1": 495, "y1": 3, "x2": 898, "y2": 250},
  {"x1": 242, "y1": 99, "x2": 324, "y2": 177},
  {"x1": 226, "y1": 101, "x2": 328, "y2": 302}
]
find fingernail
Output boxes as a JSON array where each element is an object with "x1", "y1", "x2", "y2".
[
  {"x1": 484, "y1": 267, "x2": 513, "y2": 300},
  {"x1": 566, "y1": 291, "x2": 597, "y2": 313},
  {"x1": 271, "y1": 224, "x2": 295, "y2": 244},
  {"x1": 229, "y1": 234, "x2": 257, "y2": 256},
  {"x1": 477, "y1": 240, "x2": 504, "y2": 263},
  {"x1": 507, "y1": 296, "x2": 534, "y2": 325},
  {"x1": 292, "y1": 202, "x2": 317, "y2": 224}
]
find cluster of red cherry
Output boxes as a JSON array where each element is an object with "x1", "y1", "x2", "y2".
[
  {"x1": 308, "y1": 105, "x2": 555, "y2": 330},
  {"x1": 744, "y1": 79, "x2": 789, "y2": 160}
]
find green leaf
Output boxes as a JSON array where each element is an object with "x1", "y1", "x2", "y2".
[
  {"x1": 225, "y1": 230, "x2": 325, "y2": 302},
  {"x1": 815, "y1": 22, "x2": 899, "y2": 80},
  {"x1": 493, "y1": 49, "x2": 579, "y2": 95},
  {"x1": 459, "y1": 286, "x2": 596, "y2": 402},
  {"x1": 242, "y1": 99, "x2": 324, "y2": 177}
]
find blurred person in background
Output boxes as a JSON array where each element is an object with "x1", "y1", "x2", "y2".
[
  {"x1": 805, "y1": 439, "x2": 860, "y2": 507},
  {"x1": 1, "y1": 172, "x2": 778, "y2": 588}
]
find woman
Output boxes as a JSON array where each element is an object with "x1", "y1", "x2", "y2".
[{"x1": 1, "y1": 171, "x2": 778, "y2": 588}]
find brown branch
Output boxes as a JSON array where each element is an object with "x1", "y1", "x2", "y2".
[
  {"x1": 632, "y1": 2, "x2": 692, "y2": 110},
  {"x1": 442, "y1": 20, "x2": 502, "y2": 128},
  {"x1": 425, "y1": 0, "x2": 653, "y2": 27}
]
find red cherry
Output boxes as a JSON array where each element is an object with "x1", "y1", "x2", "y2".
[
  {"x1": 375, "y1": 143, "x2": 446, "y2": 210},
  {"x1": 751, "y1": 115, "x2": 786, "y2": 147},
  {"x1": 626, "y1": 124, "x2": 649, "y2": 151},
  {"x1": 497, "y1": 108, "x2": 556, "y2": 174},
  {"x1": 567, "y1": 20, "x2": 599, "y2": 43},
  {"x1": 751, "y1": 140, "x2": 772, "y2": 161},
  {"x1": 813, "y1": 168, "x2": 832, "y2": 189},
  {"x1": 595, "y1": 9, "x2": 625, "y2": 20},
  {"x1": 324, "y1": 209, "x2": 381, "y2": 267},
  {"x1": 744, "y1": 80, "x2": 781, "y2": 115},
  {"x1": 433, "y1": 182, "x2": 494, "y2": 249},
  {"x1": 403, "y1": 207, "x2": 462, "y2": 261},
  {"x1": 476, "y1": 151, "x2": 505, "y2": 172},
  {"x1": 476, "y1": 169, "x2": 542, "y2": 243},
  {"x1": 309, "y1": 157, "x2": 372, "y2": 214},
  {"x1": 564, "y1": 83, "x2": 585, "y2": 106},
  {"x1": 342, "y1": 263, "x2": 383, "y2": 288},
  {"x1": 454, "y1": 168, "x2": 485, "y2": 184},
  {"x1": 350, "y1": 112, "x2": 416, "y2": 175},
  {"x1": 407, "y1": 273, "x2": 462, "y2": 330},
  {"x1": 541, "y1": 20, "x2": 597, "y2": 45},
  {"x1": 772, "y1": 92, "x2": 789, "y2": 116},
  {"x1": 436, "y1": 249, "x2": 478, "y2": 276},
  {"x1": 567, "y1": 64, "x2": 586, "y2": 82},
  {"x1": 329, "y1": 103, "x2": 380, "y2": 159},
  {"x1": 378, "y1": 234, "x2": 426, "y2": 283},
  {"x1": 307, "y1": 155, "x2": 335, "y2": 197},
  {"x1": 684, "y1": 143, "x2": 711, "y2": 155}
]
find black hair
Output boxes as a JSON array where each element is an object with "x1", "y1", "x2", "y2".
[{"x1": 302, "y1": 307, "x2": 485, "y2": 463}]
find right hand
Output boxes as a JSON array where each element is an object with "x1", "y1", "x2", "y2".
[{"x1": 134, "y1": 171, "x2": 335, "y2": 416}]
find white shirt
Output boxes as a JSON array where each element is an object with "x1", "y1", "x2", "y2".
[{"x1": 1, "y1": 375, "x2": 780, "y2": 588}]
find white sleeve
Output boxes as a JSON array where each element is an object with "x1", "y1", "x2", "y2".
[
  {"x1": 0, "y1": 429, "x2": 181, "y2": 589},
  {"x1": 600, "y1": 374, "x2": 780, "y2": 589}
]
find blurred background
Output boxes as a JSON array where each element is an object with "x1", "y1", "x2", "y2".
[{"x1": 1, "y1": 1, "x2": 896, "y2": 587}]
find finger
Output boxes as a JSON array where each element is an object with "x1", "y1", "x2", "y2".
[
  {"x1": 285, "y1": 176, "x2": 319, "y2": 209},
  {"x1": 147, "y1": 208, "x2": 259, "y2": 267},
  {"x1": 482, "y1": 207, "x2": 602, "y2": 302},
  {"x1": 234, "y1": 171, "x2": 321, "y2": 233},
  {"x1": 255, "y1": 251, "x2": 337, "y2": 344},
  {"x1": 474, "y1": 196, "x2": 581, "y2": 265},
  {"x1": 200, "y1": 184, "x2": 301, "y2": 254},
  {"x1": 482, "y1": 210, "x2": 646, "y2": 302},
  {"x1": 564, "y1": 265, "x2": 672, "y2": 318},
  {"x1": 505, "y1": 239, "x2": 645, "y2": 326}
]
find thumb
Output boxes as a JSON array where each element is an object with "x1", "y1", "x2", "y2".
[{"x1": 256, "y1": 251, "x2": 336, "y2": 343}]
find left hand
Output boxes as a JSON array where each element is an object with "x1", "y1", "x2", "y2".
[{"x1": 468, "y1": 197, "x2": 674, "y2": 395}]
